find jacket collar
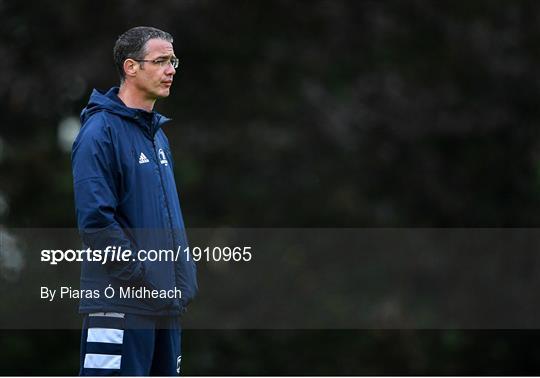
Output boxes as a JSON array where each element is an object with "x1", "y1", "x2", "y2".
[{"x1": 81, "y1": 87, "x2": 172, "y2": 138}]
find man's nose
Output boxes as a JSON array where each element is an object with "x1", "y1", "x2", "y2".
[{"x1": 165, "y1": 63, "x2": 176, "y2": 75}]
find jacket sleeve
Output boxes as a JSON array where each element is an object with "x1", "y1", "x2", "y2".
[{"x1": 72, "y1": 113, "x2": 145, "y2": 283}]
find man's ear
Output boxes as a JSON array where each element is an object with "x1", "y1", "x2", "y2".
[{"x1": 123, "y1": 59, "x2": 138, "y2": 79}]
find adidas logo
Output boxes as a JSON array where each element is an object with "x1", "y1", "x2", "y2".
[{"x1": 139, "y1": 152, "x2": 149, "y2": 164}]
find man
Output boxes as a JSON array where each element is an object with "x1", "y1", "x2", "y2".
[{"x1": 72, "y1": 26, "x2": 197, "y2": 376}]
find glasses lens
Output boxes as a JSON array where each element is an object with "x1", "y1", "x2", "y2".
[{"x1": 171, "y1": 58, "x2": 179, "y2": 69}]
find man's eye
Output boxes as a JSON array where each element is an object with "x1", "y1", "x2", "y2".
[{"x1": 155, "y1": 59, "x2": 167, "y2": 64}]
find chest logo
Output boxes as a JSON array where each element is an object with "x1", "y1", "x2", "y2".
[
  {"x1": 139, "y1": 152, "x2": 150, "y2": 164},
  {"x1": 158, "y1": 148, "x2": 169, "y2": 166}
]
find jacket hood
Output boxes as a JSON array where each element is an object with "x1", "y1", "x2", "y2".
[{"x1": 80, "y1": 87, "x2": 171, "y2": 136}]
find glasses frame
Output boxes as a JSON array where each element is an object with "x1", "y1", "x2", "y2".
[{"x1": 132, "y1": 57, "x2": 179, "y2": 69}]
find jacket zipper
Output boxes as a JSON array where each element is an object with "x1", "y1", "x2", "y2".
[{"x1": 152, "y1": 137, "x2": 179, "y2": 309}]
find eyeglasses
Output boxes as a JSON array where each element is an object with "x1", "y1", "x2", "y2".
[{"x1": 133, "y1": 57, "x2": 179, "y2": 69}]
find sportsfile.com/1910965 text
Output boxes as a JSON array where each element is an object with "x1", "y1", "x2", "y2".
[{"x1": 40, "y1": 245, "x2": 253, "y2": 265}]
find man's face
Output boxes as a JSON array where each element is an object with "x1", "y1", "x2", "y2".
[{"x1": 134, "y1": 38, "x2": 177, "y2": 100}]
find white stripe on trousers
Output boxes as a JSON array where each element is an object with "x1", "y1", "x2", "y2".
[
  {"x1": 87, "y1": 328, "x2": 124, "y2": 344},
  {"x1": 83, "y1": 353, "x2": 122, "y2": 369}
]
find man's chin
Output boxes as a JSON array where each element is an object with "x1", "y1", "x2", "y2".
[{"x1": 154, "y1": 89, "x2": 171, "y2": 99}]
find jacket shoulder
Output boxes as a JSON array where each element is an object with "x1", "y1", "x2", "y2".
[
  {"x1": 80, "y1": 111, "x2": 113, "y2": 136},
  {"x1": 73, "y1": 112, "x2": 119, "y2": 157},
  {"x1": 78, "y1": 110, "x2": 131, "y2": 144}
]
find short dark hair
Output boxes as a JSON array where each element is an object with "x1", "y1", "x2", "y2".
[{"x1": 113, "y1": 26, "x2": 173, "y2": 82}]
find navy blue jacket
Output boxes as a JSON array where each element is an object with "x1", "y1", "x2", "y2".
[{"x1": 72, "y1": 87, "x2": 197, "y2": 316}]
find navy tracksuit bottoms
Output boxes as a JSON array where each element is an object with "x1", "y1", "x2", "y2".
[{"x1": 79, "y1": 312, "x2": 182, "y2": 376}]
